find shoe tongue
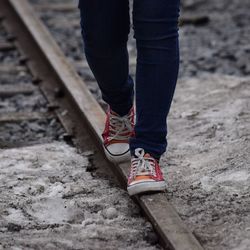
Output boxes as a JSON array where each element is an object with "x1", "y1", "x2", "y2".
[
  {"x1": 144, "y1": 153, "x2": 152, "y2": 158},
  {"x1": 143, "y1": 153, "x2": 159, "y2": 163},
  {"x1": 110, "y1": 109, "x2": 119, "y2": 116}
]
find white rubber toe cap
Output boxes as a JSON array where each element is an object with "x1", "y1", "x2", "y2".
[
  {"x1": 127, "y1": 181, "x2": 166, "y2": 196},
  {"x1": 104, "y1": 143, "x2": 130, "y2": 163}
]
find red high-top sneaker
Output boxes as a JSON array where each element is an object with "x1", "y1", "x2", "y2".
[
  {"x1": 127, "y1": 148, "x2": 166, "y2": 196},
  {"x1": 102, "y1": 106, "x2": 134, "y2": 163}
]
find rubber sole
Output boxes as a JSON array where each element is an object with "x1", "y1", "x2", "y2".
[{"x1": 127, "y1": 181, "x2": 166, "y2": 196}]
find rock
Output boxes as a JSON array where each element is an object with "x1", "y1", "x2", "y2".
[
  {"x1": 179, "y1": 15, "x2": 210, "y2": 26},
  {"x1": 7, "y1": 223, "x2": 22, "y2": 232},
  {"x1": 143, "y1": 231, "x2": 159, "y2": 245},
  {"x1": 103, "y1": 207, "x2": 118, "y2": 220}
]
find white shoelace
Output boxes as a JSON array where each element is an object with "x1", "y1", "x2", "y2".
[
  {"x1": 108, "y1": 111, "x2": 134, "y2": 141},
  {"x1": 131, "y1": 148, "x2": 156, "y2": 177}
]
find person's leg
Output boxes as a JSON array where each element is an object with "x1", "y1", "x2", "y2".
[
  {"x1": 130, "y1": 0, "x2": 180, "y2": 159},
  {"x1": 78, "y1": 0, "x2": 135, "y2": 163},
  {"x1": 78, "y1": 0, "x2": 134, "y2": 116}
]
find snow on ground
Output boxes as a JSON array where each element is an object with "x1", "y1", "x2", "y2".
[
  {"x1": 162, "y1": 74, "x2": 250, "y2": 250},
  {"x1": 0, "y1": 142, "x2": 159, "y2": 250}
]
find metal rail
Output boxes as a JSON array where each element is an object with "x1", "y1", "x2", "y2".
[{"x1": 0, "y1": 0, "x2": 204, "y2": 249}]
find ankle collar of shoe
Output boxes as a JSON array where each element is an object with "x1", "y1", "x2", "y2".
[{"x1": 109, "y1": 106, "x2": 133, "y2": 117}]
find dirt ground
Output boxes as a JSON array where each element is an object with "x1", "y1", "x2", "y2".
[
  {"x1": 164, "y1": 74, "x2": 250, "y2": 250},
  {"x1": 0, "y1": 143, "x2": 159, "y2": 250}
]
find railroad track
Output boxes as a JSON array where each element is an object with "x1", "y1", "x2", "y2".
[{"x1": 0, "y1": 1, "x2": 204, "y2": 249}]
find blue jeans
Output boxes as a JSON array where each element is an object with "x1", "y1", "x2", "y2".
[{"x1": 78, "y1": 0, "x2": 180, "y2": 159}]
